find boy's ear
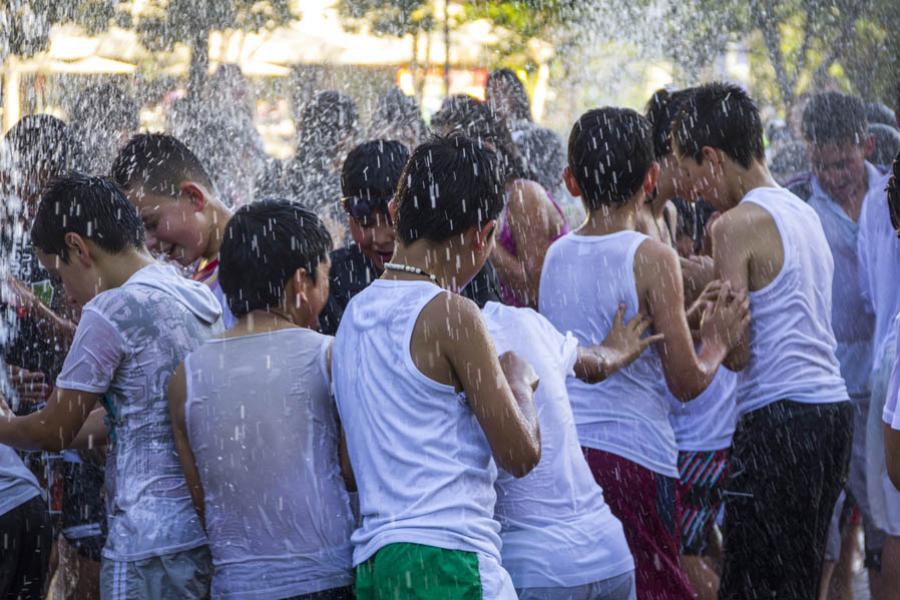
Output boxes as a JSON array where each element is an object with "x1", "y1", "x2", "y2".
[
  {"x1": 642, "y1": 161, "x2": 661, "y2": 197},
  {"x1": 862, "y1": 134, "x2": 876, "y2": 160},
  {"x1": 180, "y1": 182, "x2": 207, "y2": 212},
  {"x1": 288, "y1": 267, "x2": 311, "y2": 309},
  {"x1": 64, "y1": 232, "x2": 93, "y2": 267},
  {"x1": 700, "y1": 146, "x2": 721, "y2": 168},
  {"x1": 563, "y1": 166, "x2": 582, "y2": 198},
  {"x1": 387, "y1": 197, "x2": 399, "y2": 224},
  {"x1": 474, "y1": 219, "x2": 496, "y2": 251}
]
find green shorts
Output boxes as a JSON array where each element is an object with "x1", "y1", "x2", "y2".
[{"x1": 355, "y1": 542, "x2": 515, "y2": 599}]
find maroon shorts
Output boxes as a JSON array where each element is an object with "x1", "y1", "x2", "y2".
[{"x1": 583, "y1": 448, "x2": 694, "y2": 600}]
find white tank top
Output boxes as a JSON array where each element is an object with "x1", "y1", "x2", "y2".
[
  {"x1": 185, "y1": 328, "x2": 354, "y2": 599},
  {"x1": 737, "y1": 187, "x2": 848, "y2": 414},
  {"x1": 332, "y1": 279, "x2": 502, "y2": 565},
  {"x1": 539, "y1": 231, "x2": 678, "y2": 477}
]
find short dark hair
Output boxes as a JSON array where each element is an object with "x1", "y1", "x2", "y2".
[
  {"x1": 568, "y1": 107, "x2": 655, "y2": 210},
  {"x1": 219, "y1": 199, "x2": 333, "y2": 318},
  {"x1": 430, "y1": 94, "x2": 525, "y2": 183},
  {"x1": 485, "y1": 68, "x2": 533, "y2": 122},
  {"x1": 111, "y1": 133, "x2": 215, "y2": 196},
  {"x1": 31, "y1": 173, "x2": 145, "y2": 262},
  {"x1": 802, "y1": 92, "x2": 868, "y2": 146},
  {"x1": 672, "y1": 82, "x2": 765, "y2": 169},
  {"x1": 645, "y1": 88, "x2": 693, "y2": 159},
  {"x1": 394, "y1": 135, "x2": 504, "y2": 245},
  {"x1": 341, "y1": 139, "x2": 410, "y2": 199},
  {"x1": 4, "y1": 114, "x2": 78, "y2": 181}
]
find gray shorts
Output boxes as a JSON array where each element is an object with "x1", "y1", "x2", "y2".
[
  {"x1": 516, "y1": 571, "x2": 636, "y2": 600},
  {"x1": 100, "y1": 545, "x2": 211, "y2": 600}
]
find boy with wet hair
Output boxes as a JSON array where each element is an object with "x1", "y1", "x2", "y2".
[
  {"x1": 0, "y1": 174, "x2": 222, "y2": 599},
  {"x1": 168, "y1": 200, "x2": 356, "y2": 599},
  {"x1": 673, "y1": 81, "x2": 852, "y2": 599},
  {"x1": 540, "y1": 106, "x2": 748, "y2": 599},
  {"x1": 332, "y1": 135, "x2": 540, "y2": 597},
  {"x1": 802, "y1": 90, "x2": 886, "y2": 596},
  {"x1": 320, "y1": 138, "x2": 501, "y2": 334},
  {"x1": 111, "y1": 133, "x2": 236, "y2": 328}
]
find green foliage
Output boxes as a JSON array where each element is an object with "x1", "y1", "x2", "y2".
[
  {"x1": 1, "y1": 0, "x2": 118, "y2": 60},
  {"x1": 335, "y1": 0, "x2": 433, "y2": 37}
]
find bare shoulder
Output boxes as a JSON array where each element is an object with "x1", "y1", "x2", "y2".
[
  {"x1": 711, "y1": 203, "x2": 774, "y2": 244},
  {"x1": 417, "y1": 290, "x2": 482, "y2": 338},
  {"x1": 635, "y1": 236, "x2": 679, "y2": 266}
]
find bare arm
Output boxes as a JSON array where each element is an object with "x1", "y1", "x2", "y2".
[
  {"x1": 70, "y1": 406, "x2": 107, "y2": 450},
  {"x1": 574, "y1": 305, "x2": 663, "y2": 384},
  {"x1": 711, "y1": 216, "x2": 752, "y2": 371},
  {"x1": 0, "y1": 387, "x2": 98, "y2": 451},
  {"x1": 637, "y1": 240, "x2": 748, "y2": 401},
  {"x1": 439, "y1": 295, "x2": 541, "y2": 477},
  {"x1": 167, "y1": 364, "x2": 205, "y2": 527},
  {"x1": 491, "y1": 181, "x2": 554, "y2": 307}
]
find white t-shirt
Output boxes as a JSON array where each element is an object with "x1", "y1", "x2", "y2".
[
  {"x1": 668, "y1": 366, "x2": 738, "y2": 452},
  {"x1": 0, "y1": 444, "x2": 41, "y2": 517},
  {"x1": 483, "y1": 303, "x2": 633, "y2": 589},
  {"x1": 882, "y1": 315, "x2": 900, "y2": 430},
  {"x1": 56, "y1": 263, "x2": 222, "y2": 561},
  {"x1": 539, "y1": 231, "x2": 678, "y2": 477},
  {"x1": 185, "y1": 328, "x2": 354, "y2": 599},
  {"x1": 736, "y1": 187, "x2": 848, "y2": 414}
]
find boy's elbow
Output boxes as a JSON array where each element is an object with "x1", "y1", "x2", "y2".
[{"x1": 501, "y1": 441, "x2": 541, "y2": 478}]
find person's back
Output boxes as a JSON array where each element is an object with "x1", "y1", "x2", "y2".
[
  {"x1": 61, "y1": 262, "x2": 222, "y2": 561},
  {"x1": 185, "y1": 328, "x2": 353, "y2": 598},
  {"x1": 334, "y1": 280, "x2": 500, "y2": 558},
  {"x1": 540, "y1": 230, "x2": 673, "y2": 475},
  {"x1": 734, "y1": 188, "x2": 847, "y2": 411},
  {"x1": 482, "y1": 302, "x2": 635, "y2": 597}
]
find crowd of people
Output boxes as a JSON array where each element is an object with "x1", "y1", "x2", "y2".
[{"x1": 0, "y1": 66, "x2": 899, "y2": 600}]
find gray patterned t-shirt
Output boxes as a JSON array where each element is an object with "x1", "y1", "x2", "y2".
[{"x1": 56, "y1": 263, "x2": 222, "y2": 561}]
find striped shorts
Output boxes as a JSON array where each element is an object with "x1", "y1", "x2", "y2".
[{"x1": 676, "y1": 449, "x2": 729, "y2": 555}]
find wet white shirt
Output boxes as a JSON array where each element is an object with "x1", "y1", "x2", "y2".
[{"x1": 56, "y1": 263, "x2": 222, "y2": 561}]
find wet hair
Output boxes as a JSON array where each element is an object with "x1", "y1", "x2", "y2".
[
  {"x1": 645, "y1": 88, "x2": 693, "y2": 159},
  {"x1": 4, "y1": 114, "x2": 78, "y2": 182},
  {"x1": 485, "y1": 68, "x2": 532, "y2": 122},
  {"x1": 867, "y1": 102, "x2": 897, "y2": 128},
  {"x1": 672, "y1": 82, "x2": 765, "y2": 169},
  {"x1": 802, "y1": 92, "x2": 868, "y2": 146},
  {"x1": 568, "y1": 107, "x2": 655, "y2": 210},
  {"x1": 518, "y1": 126, "x2": 567, "y2": 192},
  {"x1": 394, "y1": 135, "x2": 504, "y2": 245},
  {"x1": 870, "y1": 124, "x2": 900, "y2": 167},
  {"x1": 219, "y1": 199, "x2": 333, "y2": 318},
  {"x1": 369, "y1": 87, "x2": 426, "y2": 148},
  {"x1": 31, "y1": 173, "x2": 145, "y2": 262},
  {"x1": 111, "y1": 133, "x2": 215, "y2": 197},
  {"x1": 886, "y1": 150, "x2": 900, "y2": 234},
  {"x1": 430, "y1": 94, "x2": 526, "y2": 183},
  {"x1": 341, "y1": 139, "x2": 410, "y2": 199}
]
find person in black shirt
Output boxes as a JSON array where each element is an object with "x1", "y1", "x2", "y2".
[{"x1": 319, "y1": 139, "x2": 501, "y2": 335}]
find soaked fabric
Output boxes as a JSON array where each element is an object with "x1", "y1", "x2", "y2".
[
  {"x1": 668, "y1": 362, "x2": 738, "y2": 452},
  {"x1": 185, "y1": 328, "x2": 354, "y2": 599},
  {"x1": 720, "y1": 399, "x2": 852, "y2": 599},
  {"x1": 483, "y1": 303, "x2": 634, "y2": 589},
  {"x1": 0, "y1": 495, "x2": 51, "y2": 600},
  {"x1": 540, "y1": 231, "x2": 677, "y2": 477},
  {"x1": 869, "y1": 321, "x2": 900, "y2": 536},
  {"x1": 333, "y1": 280, "x2": 501, "y2": 566},
  {"x1": 676, "y1": 449, "x2": 728, "y2": 555},
  {"x1": 56, "y1": 263, "x2": 222, "y2": 562},
  {"x1": 60, "y1": 450, "x2": 106, "y2": 561},
  {"x1": 99, "y1": 545, "x2": 211, "y2": 600},
  {"x1": 192, "y1": 257, "x2": 236, "y2": 329},
  {"x1": 737, "y1": 188, "x2": 848, "y2": 414},
  {"x1": 516, "y1": 571, "x2": 636, "y2": 600},
  {"x1": 0, "y1": 444, "x2": 40, "y2": 518},
  {"x1": 582, "y1": 448, "x2": 693, "y2": 600},
  {"x1": 355, "y1": 543, "x2": 516, "y2": 600}
]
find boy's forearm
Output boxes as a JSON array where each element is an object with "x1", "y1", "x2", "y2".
[
  {"x1": 574, "y1": 347, "x2": 611, "y2": 384},
  {"x1": 0, "y1": 411, "x2": 68, "y2": 452}
]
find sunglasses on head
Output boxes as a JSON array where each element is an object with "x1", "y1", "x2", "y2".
[{"x1": 340, "y1": 195, "x2": 392, "y2": 224}]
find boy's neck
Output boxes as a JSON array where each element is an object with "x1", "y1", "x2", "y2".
[
  {"x1": 385, "y1": 240, "x2": 479, "y2": 293},
  {"x1": 97, "y1": 248, "x2": 156, "y2": 292},
  {"x1": 202, "y1": 201, "x2": 233, "y2": 261},
  {"x1": 579, "y1": 198, "x2": 639, "y2": 236},
  {"x1": 725, "y1": 160, "x2": 779, "y2": 209}
]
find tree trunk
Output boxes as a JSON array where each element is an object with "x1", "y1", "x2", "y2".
[
  {"x1": 188, "y1": 28, "x2": 210, "y2": 97},
  {"x1": 753, "y1": 1, "x2": 794, "y2": 110}
]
